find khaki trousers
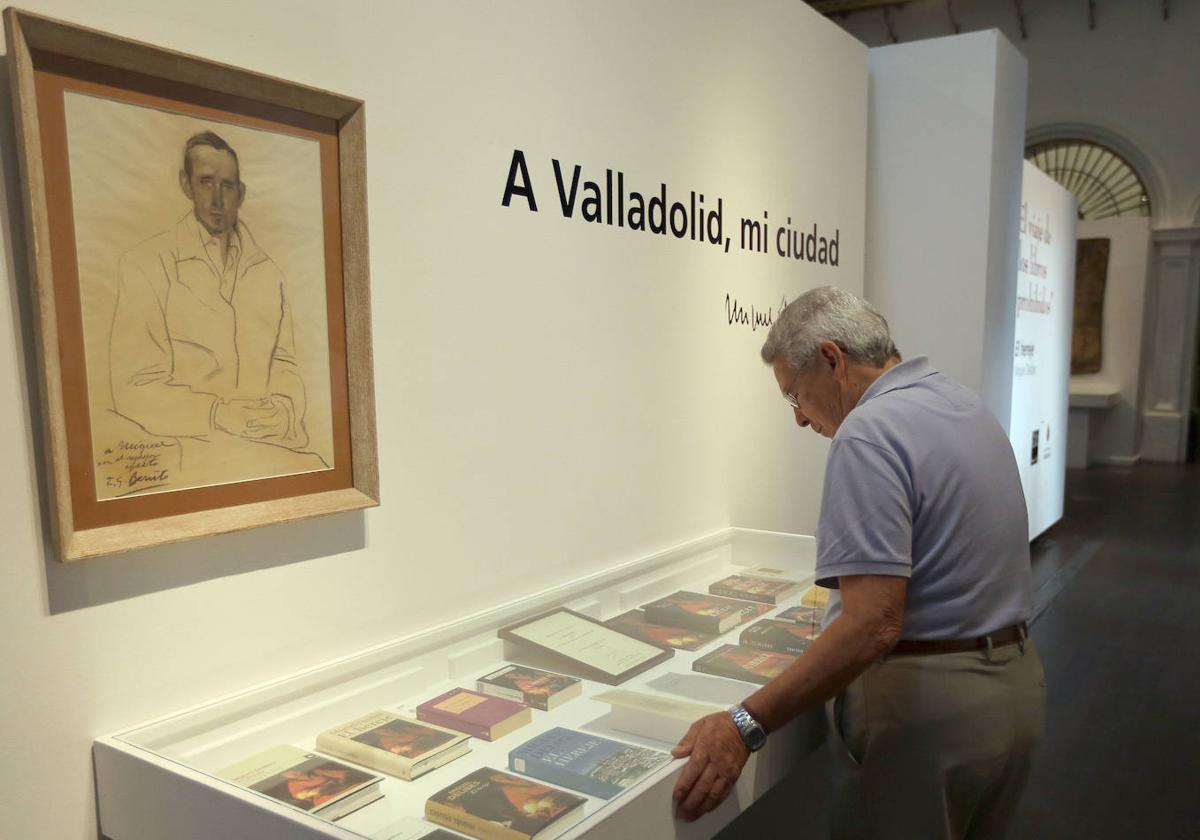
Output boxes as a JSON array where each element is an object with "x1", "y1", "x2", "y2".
[{"x1": 826, "y1": 638, "x2": 1046, "y2": 840}]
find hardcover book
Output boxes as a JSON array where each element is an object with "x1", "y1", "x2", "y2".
[
  {"x1": 603, "y1": 609, "x2": 716, "y2": 651},
  {"x1": 708, "y1": 573, "x2": 800, "y2": 605},
  {"x1": 316, "y1": 710, "x2": 470, "y2": 781},
  {"x1": 739, "y1": 619, "x2": 818, "y2": 655},
  {"x1": 417, "y1": 688, "x2": 532, "y2": 742},
  {"x1": 691, "y1": 644, "x2": 798, "y2": 685},
  {"x1": 217, "y1": 745, "x2": 382, "y2": 821},
  {"x1": 641, "y1": 591, "x2": 769, "y2": 635},
  {"x1": 776, "y1": 605, "x2": 824, "y2": 627},
  {"x1": 425, "y1": 766, "x2": 586, "y2": 840},
  {"x1": 508, "y1": 727, "x2": 671, "y2": 799},
  {"x1": 477, "y1": 665, "x2": 581, "y2": 711}
]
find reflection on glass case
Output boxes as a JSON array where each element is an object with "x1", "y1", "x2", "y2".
[{"x1": 96, "y1": 528, "x2": 825, "y2": 840}]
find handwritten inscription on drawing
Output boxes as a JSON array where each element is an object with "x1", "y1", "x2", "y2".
[{"x1": 96, "y1": 439, "x2": 177, "y2": 496}]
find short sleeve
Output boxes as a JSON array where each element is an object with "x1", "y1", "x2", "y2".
[{"x1": 815, "y1": 436, "x2": 914, "y2": 587}]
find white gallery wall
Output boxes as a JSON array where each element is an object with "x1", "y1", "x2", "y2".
[
  {"x1": 863, "y1": 31, "x2": 1027, "y2": 427},
  {"x1": 1011, "y1": 163, "x2": 1076, "y2": 538},
  {"x1": 0, "y1": 2, "x2": 866, "y2": 838},
  {"x1": 1070, "y1": 217, "x2": 1151, "y2": 465}
]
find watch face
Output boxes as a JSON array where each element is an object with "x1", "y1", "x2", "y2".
[{"x1": 746, "y1": 725, "x2": 767, "y2": 751}]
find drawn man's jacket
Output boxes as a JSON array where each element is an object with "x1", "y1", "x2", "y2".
[{"x1": 110, "y1": 211, "x2": 308, "y2": 448}]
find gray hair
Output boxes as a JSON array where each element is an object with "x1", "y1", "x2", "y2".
[{"x1": 760, "y1": 286, "x2": 899, "y2": 369}]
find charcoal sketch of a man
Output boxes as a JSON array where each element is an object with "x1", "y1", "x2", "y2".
[{"x1": 109, "y1": 131, "x2": 323, "y2": 468}]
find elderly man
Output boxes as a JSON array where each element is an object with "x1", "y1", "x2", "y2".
[{"x1": 671, "y1": 287, "x2": 1045, "y2": 839}]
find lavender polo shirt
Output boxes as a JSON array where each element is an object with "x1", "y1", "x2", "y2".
[{"x1": 817, "y1": 356, "x2": 1032, "y2": 640}]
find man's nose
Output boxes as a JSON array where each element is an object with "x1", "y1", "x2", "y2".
[
  {"x1": 793, "y1": 407, "x2": 810, "y2": 428},
  {"x1": 211, "y1": 187, "x2": 224, "y2": 208}
]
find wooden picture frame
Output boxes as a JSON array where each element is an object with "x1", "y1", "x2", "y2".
[
  {"x1": 5, "y1": 8, "x2": 379, "y2": 560},
  {"x1": 499, "y1": 608, "x2": 674, "y2": 685}
]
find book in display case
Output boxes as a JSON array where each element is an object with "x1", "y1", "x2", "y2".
[{"x1": 94, "y1": 528, "x2": 827, "y2": 840}]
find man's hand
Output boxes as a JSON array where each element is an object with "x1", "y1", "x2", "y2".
[
  {"x1": 242, "y1": 397, "x2": 291, "y2": 440},
  {"x1": 670, "y1": 711, "x2": 749, "y2": 822},
  {"x1": 214, "y1": 397, "x2": 291, "y2": 441}
]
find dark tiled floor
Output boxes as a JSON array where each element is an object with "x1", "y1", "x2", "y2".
[
  {"x1": 719, "y1": 463, "x2": 1200, "y2": 839},
  {"x1": 1011, "y1": 463, "x2": 1200, "y2": 840}
]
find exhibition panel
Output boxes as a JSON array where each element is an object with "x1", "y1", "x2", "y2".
[
  {"x1": 95, "y1": 529, "x2": 824, "y2": 840},
  {"x1": 1010, "y1": 163, "x2": 1077, "y2": 538}
]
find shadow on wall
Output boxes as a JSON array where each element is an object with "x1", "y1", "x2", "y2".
[{"x1": 0, "y1": 60, "x2": 367, "y2": 615}]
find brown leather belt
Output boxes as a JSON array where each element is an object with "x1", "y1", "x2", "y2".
[{"x1": 890, "y1": 622, "x2": 1028, "y2": 656}]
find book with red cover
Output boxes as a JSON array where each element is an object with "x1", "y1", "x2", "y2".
[
  {"x1": 641, "y1": 591, "x2": 770, "y2": 634},
  {"x1": 739, "y1": 619, "x2": 818, "y2": 655},
  {"x1": 708, "y1": 573, "x2": 801, "y2": 605},
  {"x1": 217, "y1": 745, "x2": 383, "y2": 821},
  {"x1": 476, "y1": 665, "x2": 581, "y2": 712},
  {"x1": 425, "y1": 766, "x2": 585, "y2": 840},
  {"x1": 416, "y1": 688, "x2": 532, "y2": 741},
  {"x1": 603, "y1": 609, "x2": 716, "y2": 651},
  {"x1": 691, "y1": 644, "x2": 797, "y2": 684}
]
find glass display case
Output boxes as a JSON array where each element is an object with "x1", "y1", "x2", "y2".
[{"x1": 95, "y1": 527, "x2": 825, "y2": 840}]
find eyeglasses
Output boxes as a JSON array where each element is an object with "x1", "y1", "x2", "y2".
[{"x1": 782, "y1": 366, "x2": 804, "y2": 410}]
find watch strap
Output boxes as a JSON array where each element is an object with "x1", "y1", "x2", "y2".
[{"x1": 729, "y1": 703, "x2": 767, "y2": 752}]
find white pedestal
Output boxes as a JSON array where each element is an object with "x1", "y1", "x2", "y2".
[{"x1": 1067, "y1": 382, "x2": 1120, "y2": 468}]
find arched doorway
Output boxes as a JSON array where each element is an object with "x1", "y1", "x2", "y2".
[{"x1": 1025, "y1": 138, "x2": 1152, "y2": 220}]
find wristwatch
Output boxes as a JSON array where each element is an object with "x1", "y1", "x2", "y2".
[{"x1": 729, "y1": 703, "x2": 767, "y2": 752}]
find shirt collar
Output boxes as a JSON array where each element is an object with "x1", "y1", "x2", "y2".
[
  {"x1": 855, "y1": 355, "x2": 938, "y2": 407},
  {"x1": 176, "y1": 210, "x2": 262, "y2": 267},
  {"x1": 201, "y1": 223, "x2": 241, "y2": 262}
]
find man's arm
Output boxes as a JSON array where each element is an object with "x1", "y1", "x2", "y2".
[
  {"x1": 670, "y1": 574, "x2": 907, "y2": 822},
  {"x1": 263, "y1": 281, "x2": 309, "y2": 448},
  {"x1": 110, "y1": 250, "x2": 219, "y2": 438}
]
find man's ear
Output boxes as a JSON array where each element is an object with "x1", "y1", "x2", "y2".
[
  {"x1": 178, "y1": 169, "x2": 192, "y2": 199},
  {"x1": 819, "y1": 340, "x2": 841, "y2": 371}
]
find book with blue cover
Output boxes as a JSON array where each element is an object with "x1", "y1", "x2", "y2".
[{"x1": 508, "y1": 727, "x2": 671, "y2": 800}]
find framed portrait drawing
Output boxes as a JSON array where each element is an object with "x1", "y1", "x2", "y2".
[{"x1": 5, "y1": 9, "x2": 379, "y2": 560}]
